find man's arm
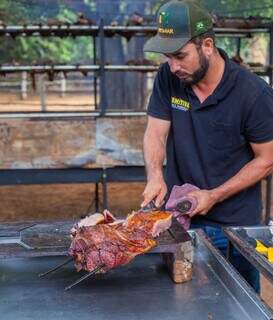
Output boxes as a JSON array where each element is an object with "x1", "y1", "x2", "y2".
[
  {"x1": 189, "y1": 140, "x2": 273, "y2": 217},
  {"x1": 141, "y1": 116, "x2": 171, "y2": 208}
]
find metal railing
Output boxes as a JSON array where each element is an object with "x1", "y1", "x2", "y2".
[{"x1": 0, "y1": 21, "x2": 272, "y2": 115}]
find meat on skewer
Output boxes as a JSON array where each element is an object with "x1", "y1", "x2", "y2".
[{"x1": 69, "y1": 209, "x2": 172, "y2": 273}]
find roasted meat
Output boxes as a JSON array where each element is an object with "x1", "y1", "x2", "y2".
[{"x1": 69, "y1": 210, "x2": 172, "y2": 273}]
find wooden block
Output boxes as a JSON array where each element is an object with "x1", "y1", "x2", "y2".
[{"x1": 162, "y1": 238, "x2": 194, "y2": 284}]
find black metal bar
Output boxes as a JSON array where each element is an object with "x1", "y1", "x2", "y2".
[
  {"x1": 236, "y1": 37, "x2": 241, "y2": 56},
  {"x1": 95, "y1": 182, "x2": 99, "y2": 212},
  {"x1": 64, "y1": 264, "x2": 105, "y2": 291},
  {"x1": 0, "y1": 25, "x2": 99, "y2": 36},
  {"x1": 0, "y1": 169, "x2": 102, "y2": 185},
  {"x1": 38, "y1": 257, "x2": 73, "y2": 278},
  {"x1": 0, "y1": 25, "x2": 270, "y2": 36},
  {"x1": 265, "y1": 175, "x2": 272, "y2": 224},
  {"x1": 99, "y1": 19, "x2": 107, "y2": 116},
  {"x1": 106, "y1": 166, "x2": 146, "y2": 182},
  {"x1": 0, "y1": 167, "x2": 147, "y2": 186}
]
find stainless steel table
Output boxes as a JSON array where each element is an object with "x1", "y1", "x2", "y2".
[
  {"x1": 224, "y1": 226, "x2": 273, "y2": 282},
  {"x1": 0, "y1": 229, "x2": 272, "y2": 320}
]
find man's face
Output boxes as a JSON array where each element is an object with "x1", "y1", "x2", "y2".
[{"x1": 165, "y1": 41, "x2": 209, "y2": 86}]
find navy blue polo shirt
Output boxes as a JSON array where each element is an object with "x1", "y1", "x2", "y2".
[{"x1": 147, "y1": 49, "x2": 273, "y2": 227}]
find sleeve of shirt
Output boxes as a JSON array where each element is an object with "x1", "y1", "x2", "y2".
[
  {"x1": 147, "y1": 63, "x2": 171, "y2": 121},
  {"x1": 244, "y1": 85, "x2": 273, "y2": 143}
]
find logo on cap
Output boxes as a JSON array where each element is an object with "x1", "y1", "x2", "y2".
[
  {"x1": 159, "y1": 11, "x2": 174, "y2": 35},
  {"x1": 159, "y1": 12, "x2": 170, "y2": 25},
  {"x1": 196, "y1": 21, "x2": 205, "y2": 32}
]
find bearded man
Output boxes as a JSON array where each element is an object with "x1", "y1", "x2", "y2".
[{"x1": 142, "y1": 0, "x2": 273, "y2": 292}]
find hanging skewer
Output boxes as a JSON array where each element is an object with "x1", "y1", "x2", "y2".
[
  {"x1": 38, "y1": 257, "x2": 73, "y2": 278},
  {"x1": 64, "y1": 264, "x2": 105, "y2": 291}
]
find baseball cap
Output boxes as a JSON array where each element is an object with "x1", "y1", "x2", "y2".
[{"x1": 144, "y1": 0, "x2": 213, "y2": 54}]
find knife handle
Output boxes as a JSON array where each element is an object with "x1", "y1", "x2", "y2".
[
  {"x1": 176, "y1": 200, "x2": 192, "y2": 215},
  {"x1": 141, "y1": 200, "x2": 157, "y2": 212}
]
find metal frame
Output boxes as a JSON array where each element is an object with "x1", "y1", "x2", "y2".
[
  {"x1": 0, "y1": 64, "x2": 267, "y2": 74},
  {"x1": 0, "y1": 167, "x2": 270, "y2": 224},
  {"x1": 99, "y1": 19, "x2": 107, "y2": 115},
  {"x1": 0, "y1": 24, "x2": 270, "y2": 37},
  {"x1": 0, "y1": 23, "x2": 272, "y2": 115},
  {"x1": 0, "y1": 166, "x2": 146, "y2": 211}
]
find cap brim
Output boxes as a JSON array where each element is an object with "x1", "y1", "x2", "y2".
[{"x1": 144, "y1": 34, "x2": 190, "y2": 54}]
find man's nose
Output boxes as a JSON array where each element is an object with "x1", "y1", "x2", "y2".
[{"x1": 168, "y1": 58, "x2": 180, "y2": 73}]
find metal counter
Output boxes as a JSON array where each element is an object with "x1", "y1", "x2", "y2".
[
  {"x1": 0, "y1": 230, "x2": 272, "y2": 320},
  {"x1": 224, "y1": 226, "x2": 273, "y2": 282}
]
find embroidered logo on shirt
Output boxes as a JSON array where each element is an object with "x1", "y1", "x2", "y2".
[{"x1": 171, "y1": 97, "x2": 191, "y2": 111}]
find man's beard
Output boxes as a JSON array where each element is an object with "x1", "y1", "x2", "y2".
[{"x1": 180, "y1": 49, "x2": 209, "y2": 86}]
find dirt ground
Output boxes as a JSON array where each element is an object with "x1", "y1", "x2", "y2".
[
  {"x1": 0, "y1": 181, "x2": 272, "y2": 309},
  {"x1": 0, "y1": 92, "x2": 95, "y2": 112}
]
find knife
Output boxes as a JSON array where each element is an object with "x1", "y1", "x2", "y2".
[
  {"x1": 139, "y1": 200, "x2": 158, "y2": 213},
  {"x1": 140, "y1": 199, "x2": 193, "y2": 215}
]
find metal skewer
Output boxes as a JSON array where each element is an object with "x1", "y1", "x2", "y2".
[
  {"x1": 64, "y1": 264, "x2": 105, "y2": 291},
  {"x1": 38, "y1": 257, "x2": 73, "y2": 278}
]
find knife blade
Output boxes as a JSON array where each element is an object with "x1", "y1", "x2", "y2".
[{"x1": 139, "y1": 199, "x2": 157, "y2": 213}]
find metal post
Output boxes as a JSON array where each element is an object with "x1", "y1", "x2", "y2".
[
  {"x1": 99, "y1": 19, "x2": 107, "y2": 116},
  {"x1": 60, "y1": 72, "x2": 66, "y2": 98},
  {"x1": 265, "y1": 175, "x2": 272, "y2": 224},
  {"x1": 102, "y1": 168, "x2": 108, "y2": 209},
  {"x1": 95, "y1": 182, "x2": 99, "y2": 212},
  {"x1": 236, "y1": 37, "x2": 241, "y2": 57},
  {"x1": 38, "y1": 74, "x2": 47, "y2": 112},
  {"x1": 21, "y1": 71, "x2": 27, "y2": 100},
  {"x1": 93, "y1": 37, "x2": 98, "y2": 111}
]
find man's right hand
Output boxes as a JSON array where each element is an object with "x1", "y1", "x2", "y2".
[{"x1": 141, "y1": 177, "x2": 168, "y2": 209}]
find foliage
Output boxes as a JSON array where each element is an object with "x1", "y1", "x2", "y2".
[{"x1": 0, "y1": 2, "x2": 93, "y2": 64}]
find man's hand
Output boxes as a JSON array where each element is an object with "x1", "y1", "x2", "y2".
[
  {"x1": 187, "y1": 189, "x2": 219, "y2": 217},
  {"x1": 141, "y1": 177, "x2": 167, "y2": 208}
]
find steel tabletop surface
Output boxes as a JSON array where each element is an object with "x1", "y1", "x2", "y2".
[{"x1": 0, "y1": 230, "x2": 272, "y2": 320}]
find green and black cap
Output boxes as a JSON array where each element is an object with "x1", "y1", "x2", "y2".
[{"x1": 144, "y1": 0, "x2": 213, "y2": 54}]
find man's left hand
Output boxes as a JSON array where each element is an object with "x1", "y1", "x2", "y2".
[{"x1": 187, "y1": 190, "x2": 218, "y2": 217}]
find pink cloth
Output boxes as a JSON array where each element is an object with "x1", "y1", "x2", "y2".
[{"x1": 165, "y1": 183, "x2": 199, "y2": 230}]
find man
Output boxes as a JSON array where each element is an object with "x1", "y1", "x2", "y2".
[{"x1": 142, "y1": 0, "x2": 273, "y2": 291}]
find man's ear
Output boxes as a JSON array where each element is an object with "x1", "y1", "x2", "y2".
[{"x1": 202, "y1": 38, "x2": 214, "y2": 56}]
